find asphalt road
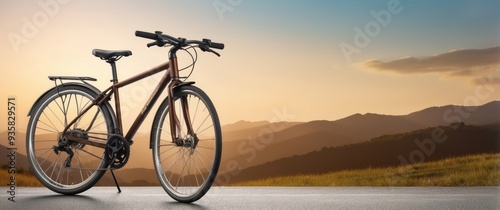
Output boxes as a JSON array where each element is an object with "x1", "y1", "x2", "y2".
[{"x1": 1, "y1": 187, "x2": 499, "y2": 210}]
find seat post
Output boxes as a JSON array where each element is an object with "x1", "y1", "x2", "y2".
[{"x1": 107, "y1": 60, "x2": 119, "y2": 83}]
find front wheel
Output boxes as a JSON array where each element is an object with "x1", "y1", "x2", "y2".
[{"x1": 151, "y1": 85, "x2": 222, "y2": 203}]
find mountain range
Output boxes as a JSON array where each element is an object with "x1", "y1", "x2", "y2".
[{"x1": 1, "y1": 101, "x2": 499, "y2": 185}]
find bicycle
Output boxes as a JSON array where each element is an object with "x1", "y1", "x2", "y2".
[{"x1": 26, "y1": 30, "x2": 224, "y2": 203}]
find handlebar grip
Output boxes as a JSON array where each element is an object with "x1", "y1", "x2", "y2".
[
  {"x1": 210, "y1": 42, "x2": 225, "y2": 50},
  {"x1": 135, "y1": 30, "x2": 157, "y2": 40}
]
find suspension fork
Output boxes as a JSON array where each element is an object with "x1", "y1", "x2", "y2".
[
  {"x1": 167, "y1": 83, "x2": 196, "y2": 144},
  {"x1": 181, "y1": 96, "x2": 195, "y2": 135},
  {"x1": 168, "y1": 80, "x2": 181, "y2": 142},
  {"x1": 167, "y1": 54, "x2": 183, "y2": 143},
  {"x1": 167, "y1": 57, "x2": 195, "y2": 143}
]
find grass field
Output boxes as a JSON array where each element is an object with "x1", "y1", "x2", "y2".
[
  {"x1": 233, "y1": 153, "x2": 500, "y2": 186},
  {"x1": 0, "y1": 168, "x2": 43, "y2": 187}
]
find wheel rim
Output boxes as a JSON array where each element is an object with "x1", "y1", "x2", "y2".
[
  {"x1": 154, "y1": 89, "x2": 220, "y2": 199},
  {"x1": 28, "y1": 89, "x2": 111, "y2": 191}
]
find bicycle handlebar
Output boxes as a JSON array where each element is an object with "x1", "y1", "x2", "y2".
[
  {"x1": 135, "y1": 30, "x2": 157, "y2": 40},
  {"x1": 135, "y1": 30, "x2": 225, "y2": 50},
  {"x1": 208, "y1": 41, "x2": 224, "y2": 50}
]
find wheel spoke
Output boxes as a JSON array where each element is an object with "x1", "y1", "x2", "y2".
[
  {"x1": 193, "y1": 148, "x2": 214, "y2": 163},
  {"x1": 175, "y1": 149, "x2": 191, "y2": 188},
  {"x1": 47, "y1": 104, "x2": 65, "y2": 128},
  {"x1": 64, "y1": 94, "x2": 73, "y2": 128},
  {"x1": 74, "y1": 150, "x2": 85, "y2": 182},
  {"x1": 159, "y1": 146, "x2": 178, "y2": 161},
  {"x1": 167, "y1": 149, "x2": 184, "y2": 182},
  {"x1": 40, "y1": 112, "x2": 60, "y2": 133},
  {"x1": 33, "y1": 139, "x2": 57, "y2": 143},
  {"x1": 191, "y1": 97, "x2": 200, "y2": 126},
  {"x1": 197, "y1": 138, "x2": 215, "y2": 141},
  {"x1": 34, "y1": 147, "x2": 55, "y2": 152},
  {"x1": 195, "y1": 114, "x2": 210, "y2": 135},
  {"x1": 196, "y1": 124, "x2": 214, "y2": 136},
  {"x1": 195, "y1": 145, "x2": 215, "y2": 150},
  {"x1": 38, "y1": 148, "x2": 55, "y2": 166},
  {"x1": 36, "y1": 126, "x2": 59, "y2": 134},
  {"x1": 160, "y1": 127, "x2": 171, "y2": 135},
  {"x1": 79, "y1": 148, "x2": 104, "y2": 160},
  {"x1": 192, "y1": 153, "x2": 208, "y2": 185}
]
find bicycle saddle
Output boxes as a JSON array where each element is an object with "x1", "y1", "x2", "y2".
[{"x1": 92, "y1": 49, "x2": 132, "y2": 60}]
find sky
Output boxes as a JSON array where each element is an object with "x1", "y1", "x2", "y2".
[{"x1": 1, "y1": 0, "x2": 499, "y2": 132}]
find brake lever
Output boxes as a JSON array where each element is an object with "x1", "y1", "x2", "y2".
[
  {"x1": 210, "y1": 49, "x2": 221, "y2": 57},
  {"x1": 199, "y1": 45, "x2": 221, "y2": 57},
  {"x1": 147, "y1": 41, "x2": 168, "y2": 48},
  {"x1": 147, "y1": 41, "x2": 157, "y2": 48}
]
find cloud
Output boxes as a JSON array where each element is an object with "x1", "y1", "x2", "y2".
[
  {"x1": 357, "y1": 46, "x2": 500, "y2": 85},
  {"x1": 472, "y1": 75, "x2": 500, "y2": 86}
]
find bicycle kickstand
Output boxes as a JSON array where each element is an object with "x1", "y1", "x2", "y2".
[{"x1": 110, "y1": 169, "x2": 122, "y2": 193}]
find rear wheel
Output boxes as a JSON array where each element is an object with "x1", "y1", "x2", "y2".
[
  {"x1": 26, "y1": 85, "x2": 114, "y2": 195},
  {"x1": 151, "y1": 85, "x2": 222, "y2": 203}
]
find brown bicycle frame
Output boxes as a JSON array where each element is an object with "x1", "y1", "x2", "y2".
[{"x1": 62, "y1": 56, "x2": 192, "y2": 148}]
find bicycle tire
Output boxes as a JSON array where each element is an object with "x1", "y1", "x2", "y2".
[
  {"x1": 151, "y1": 85, "x2": 222, "y2": 203},
  {"x1": 26, "y1": 85, "x2": 115, "y2": 195}
]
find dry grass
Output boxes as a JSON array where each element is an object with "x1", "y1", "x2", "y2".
[
  {"x1": 233, "y1": 153, "x2": 500, "y2": 186},
  {"x1": 0, "y1": 169, "x2": 43, "y2": 187}
]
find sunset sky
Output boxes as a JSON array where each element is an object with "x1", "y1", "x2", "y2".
[{"x1": 1, "y1": 0, "x2": 499, "y2": 132}]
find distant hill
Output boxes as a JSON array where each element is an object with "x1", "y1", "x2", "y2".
[
  {"x1": 219, "y1": 101, "x2": 500, "y2": 172},
  {"x1": 217, "y1": 123, "x2": 500, "y2": 184},
  {"x1": 404, "y1": 100, "x2": 500, "y2": 126},
  {"x1": 222, "y1": 120, "x2": 273, "y2": 133},
  {"x1": 222, "y1": 121, "x2": 302, "y2": 142}
]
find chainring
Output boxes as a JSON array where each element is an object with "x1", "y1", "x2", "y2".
[{"x1": 105, "y1": 135, "x2": 130, "y2": 169}]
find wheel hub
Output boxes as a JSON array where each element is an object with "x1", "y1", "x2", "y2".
[
  {"x1": 68, "y1": 128, "x2": 88, "y2": 149},
  {"x1": 175, "y1": 134, "x2": 199, "y2": 155}
]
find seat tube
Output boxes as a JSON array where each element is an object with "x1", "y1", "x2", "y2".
[
  {"x1": 113, "y1": 84, "x2": 123, "y2": 134},
  {"x1": 108, "y1": 60, "x2": 123, "y2": 134}
]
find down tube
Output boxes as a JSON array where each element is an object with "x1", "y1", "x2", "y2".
[{"x1": 125, "y1": 71, "x2": 172, "y2": 141}]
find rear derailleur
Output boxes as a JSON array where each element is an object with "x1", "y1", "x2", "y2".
[{"x1": 52, "y1": 128, "x2": 88, "y2": 168}]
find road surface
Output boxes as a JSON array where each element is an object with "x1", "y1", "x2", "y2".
[{"x1": 1, "y1": 187, "x2": 499, "y2": 209}]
